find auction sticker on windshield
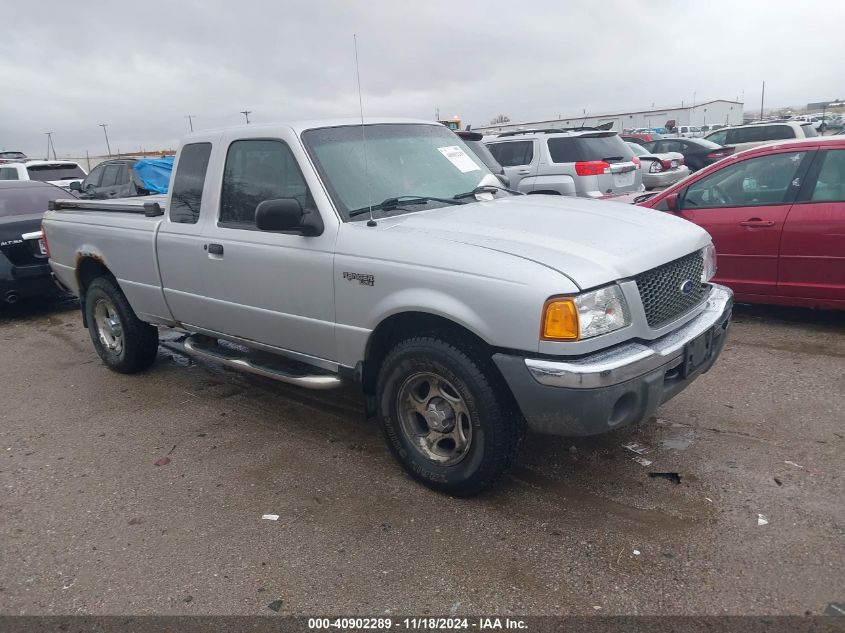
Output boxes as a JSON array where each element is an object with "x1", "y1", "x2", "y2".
[{"x1": 437, "y1": 146, "x2": 481, "y2": 173}]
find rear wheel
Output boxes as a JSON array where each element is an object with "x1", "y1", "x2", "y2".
[
  {"x1": 376, "y1": 336, "x2": 524, "y2": 496},
  {"x1": 84, "y1": 277, "x2": 159, "y2": 373}
]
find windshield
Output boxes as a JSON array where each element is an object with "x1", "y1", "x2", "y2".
[
  {"x1": 302, "y1": 123, "x2": 494, "y2": 221},
  {"x1": 26, "y1": 163, "x2": 86, "y2": 181},
  {"x1": 627, "y1": 142, "x2": 649, "y2": 156}
]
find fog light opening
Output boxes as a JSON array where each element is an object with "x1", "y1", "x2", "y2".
[{"x1": 608, "y1": 392, "x2": 637, "y2": 427}]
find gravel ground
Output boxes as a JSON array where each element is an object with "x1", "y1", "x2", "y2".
[{"x1": 0, "y1": 297, "x2": 842, "y2": 616}]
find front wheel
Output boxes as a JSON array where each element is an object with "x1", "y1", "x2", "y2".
[
  {"x1": 84, "y1": 277, "x2": 159, "y2": 373},
  {"x1": 376, "y1": 336, "x2": 524, "y2": 496}
]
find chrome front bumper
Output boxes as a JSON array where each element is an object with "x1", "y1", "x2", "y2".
[
  {"x1": 525, "y1": 284, "x2": 733, "y2": 389},
  {"x1": 492, "y1": 284, "x2": 733, "y2": 436}
]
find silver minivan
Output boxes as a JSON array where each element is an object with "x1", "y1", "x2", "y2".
[{"x1": 485, "y1": 130, "x2": 643, "y2": 198}]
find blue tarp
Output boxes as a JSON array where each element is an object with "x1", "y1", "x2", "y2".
[{"x1": 132, "y1": 156, "x2": 174, "y2": 194}]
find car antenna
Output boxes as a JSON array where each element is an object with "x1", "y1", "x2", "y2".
[{"x1": 354, "y1": 34, "x2": 376, "y2": 227}]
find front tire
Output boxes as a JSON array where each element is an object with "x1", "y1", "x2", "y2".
[
  {"x1": 84, "y1": 277, "x2": 159, "y2": 373},
  {"x1": 376, "y1": 336, "x2": 524, "y2": 496}
]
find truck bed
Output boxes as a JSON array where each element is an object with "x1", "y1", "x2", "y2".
[{"x1": 43, "y1": 195, "x2": 172, "y2": 325}]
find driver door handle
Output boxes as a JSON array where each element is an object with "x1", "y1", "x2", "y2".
[
  {"x1": 206, "y1": 243, "x2": 224, "y2": 256},
  {"x1": 739, "y1": 218, "x2": 775, "y2": 227},
  {"x1": 517, "y1": 169, "x2": 531, "y2": 175}
]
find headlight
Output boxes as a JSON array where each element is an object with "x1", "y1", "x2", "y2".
[
  {"x1": 542, "y1": 285, "x2": 631, "y2": 341},
  {"x1": 702, "y1": 243, "x2": 717, "y2": 282}
]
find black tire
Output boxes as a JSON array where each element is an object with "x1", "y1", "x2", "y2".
[
  {"x1": 84, "y1": 276, "x2": 159, "y2": 373},
  {"x1": 376, "y1": 336, "x2": 524, "y2": 497}
]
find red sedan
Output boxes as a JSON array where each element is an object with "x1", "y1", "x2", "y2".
[{"x1": 638, "y1": 137, "x2": 845, "y2": 310}]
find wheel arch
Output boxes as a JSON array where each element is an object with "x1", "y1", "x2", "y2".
[
  {"x1": 76, "y1": 255, "x2": 116, "y2": 328},
  {"x1": 362, "y1": 310, "x2": 493, "y2": 396}
]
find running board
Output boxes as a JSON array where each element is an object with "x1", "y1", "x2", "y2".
[{"x1": 183, "y1": 335, "x2": 343, "y2": 390}]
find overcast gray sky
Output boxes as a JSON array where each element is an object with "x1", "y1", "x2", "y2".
[{"x1": 1, "y1": 0, "x2": 842, "y2": 157}]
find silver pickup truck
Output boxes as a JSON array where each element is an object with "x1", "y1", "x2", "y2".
[{"x1": 43, "y1": 118, "x2": 732, "y2": 496}]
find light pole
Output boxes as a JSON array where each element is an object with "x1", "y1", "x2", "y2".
[
  {"x1": 185, "y1": 115, "x2": 195, "y2": 132},
  {"x1": 99, "y1": 124, "x2": 112, "y2": 157},
  {"x1": 45, "y1": 132, "x2": 53, "y2": 160}
]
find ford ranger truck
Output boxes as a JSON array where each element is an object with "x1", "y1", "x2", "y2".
[{"x1": 43, "y1": 118, "x2": 733, "y2": 496}]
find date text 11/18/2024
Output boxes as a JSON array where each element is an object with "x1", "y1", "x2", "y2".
[{"x1": 307, "y1": 617, "x2": 528, "y2": 630}]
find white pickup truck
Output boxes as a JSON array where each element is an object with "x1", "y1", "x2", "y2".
[{"x1": 43, "y1": 118, "x2": 732, "y2": 496}]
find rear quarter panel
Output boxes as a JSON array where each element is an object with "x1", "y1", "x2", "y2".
[{"x1": 43, "y1": 211, "x2": 172, "y2": 323}]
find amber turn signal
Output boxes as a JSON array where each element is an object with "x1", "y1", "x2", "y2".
[{"x1": 541, "y1": 298, "x2": 579, "y2": 340}]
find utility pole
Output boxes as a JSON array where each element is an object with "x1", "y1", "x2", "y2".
[
  {"x1": 185, "y1": 115, "x2": 195, "y2": 132},
  {"x1": 760, "y1": 81, "x2": 765, "y2": 121},
  {"x1": 99, "y1": 124, "x2": 112, "y2": 157},
  {"x1": 240, "y1": 110, "x2": 252, "y2": 124}
]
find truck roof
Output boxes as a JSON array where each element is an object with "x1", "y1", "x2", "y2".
[{"x1": 178, "y1": 117, "x2": 444, "y2": 142}]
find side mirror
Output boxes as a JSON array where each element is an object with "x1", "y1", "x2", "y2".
[
  {"x1": 255, "y1": 198, "x2": 323, "y2": 236},
  {"x1": 665, "y1": 192, "x2": 679, "y2": 211},
  {"x1": 69, "y1": 181, "x2": 82, "y2": 191}
]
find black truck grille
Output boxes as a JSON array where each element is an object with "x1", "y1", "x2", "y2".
[{"x1": 635, "y1": 250, "x2": 706, "y2": 328}]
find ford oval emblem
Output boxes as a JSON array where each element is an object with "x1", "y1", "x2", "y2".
[{"x1": 680, "y1": 279, "x2": 695, "y2": 295}]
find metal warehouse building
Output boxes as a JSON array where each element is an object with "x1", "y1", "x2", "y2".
[{"x1": 474, "y1": 99, "x2": 744, "y2": 134}]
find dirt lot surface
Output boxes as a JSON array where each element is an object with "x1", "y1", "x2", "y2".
[{"x1": 1, "y1": 298, "x2": 843, "y2": 616}]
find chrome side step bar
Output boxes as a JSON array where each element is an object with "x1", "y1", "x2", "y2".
[{"x1": 183, "y1": 335, "x2": 343, "y2": 390}]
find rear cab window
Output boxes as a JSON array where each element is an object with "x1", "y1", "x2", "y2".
[
  {"x1": 0, "y1": 167, "x2": 19, "y2": 180},
  {"x1": 26, "y1": 163, "x2": 86, "y2": 181},
  {"x1": 169, "y1": 143, "x2": 213, "y2": 224},
  {"x1": 486, "y1": 140, "x2": 534, "y2": 167},
  {"x1": 547, "y1": 134, "x2": 634, "y2": 164}
]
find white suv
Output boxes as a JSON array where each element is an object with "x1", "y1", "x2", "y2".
[{"x1": 0, "y1": 160, "x2": 87, "y2": 189}]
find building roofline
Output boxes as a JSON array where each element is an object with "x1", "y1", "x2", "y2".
[{"x1": 475, "y1": 100, "x2": 744, "y2": 130}]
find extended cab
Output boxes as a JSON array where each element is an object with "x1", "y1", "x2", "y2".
[{"x1": 43, "y1": 119, "x2": 733, "y2": 496}]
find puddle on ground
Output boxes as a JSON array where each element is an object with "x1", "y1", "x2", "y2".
[{"x1": 660, "y1": 436, "x2": 693, "y2": 450}]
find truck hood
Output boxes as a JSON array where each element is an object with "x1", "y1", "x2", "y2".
[{"x1": 380, "y1": 195, "x2": 710, "y2": 290}]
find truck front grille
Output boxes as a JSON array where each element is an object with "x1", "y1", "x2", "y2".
[{"x1": 635, "y1": 250, "x2": 706, "y2": 328}]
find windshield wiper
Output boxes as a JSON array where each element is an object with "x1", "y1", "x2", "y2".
[
  {"x1": 453, "y1": 184, "x2": 524, "y2": 199},
  {"x1": 348, "y1": 195, "x2": 465, "y2": 218}
]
